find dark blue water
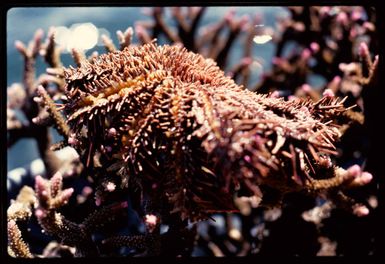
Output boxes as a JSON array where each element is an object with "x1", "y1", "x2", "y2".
[{"x1": 7, "y1": 6, "x2": 288, "y2": 171}]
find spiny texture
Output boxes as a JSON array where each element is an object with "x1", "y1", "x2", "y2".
[
  {"x1": 62, "y1": 43, "x2": 359, "y2": 221},
  {"x1": 8, "y1": 220, "x2": 34, "y2": 258},
  {"x1": 7, "y1": 186, "x2": 36, "y2": 258}
]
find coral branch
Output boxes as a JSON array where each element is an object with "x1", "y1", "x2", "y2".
[
  {"x1": 101, "y1": 34, "x2": 117, "y2": 53},
  {"x1": 36, "y1": 85, "x2": 70, "y2": 138},
  {"x1": 117, "y1": 27, "x2": 134, "y2": 50},
  {"x1": 15, "y1": 29, "x2": 43, "y2": 95},
  {"x1": 41, "y1": 27, "x2": 62, "y2": 68},
  {"x1": 7, "y1": 186, "x2": 36, "y2": 258},
  {"x1": 8, "y1": 220, "x2": 34, "y2": 258},
  {"x1": 33, "y1": 172, "x2": 128, "y2": 256}
]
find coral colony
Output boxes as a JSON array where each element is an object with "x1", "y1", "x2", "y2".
[{"x1": 7, "y1": 7, "x2": 379, "y2": 257}]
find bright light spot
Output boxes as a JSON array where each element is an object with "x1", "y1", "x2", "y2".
[
  {"x1": 8, "y1": 167, "x2": 27, "y2": 185},
  {"x1": 54, "y1": 23, "x2": 106, "y2": 53},
  {"x1": 30, "y1": 159, "x2": 45, "y2": 176},
  {"x1": 54, "y1": 26, "x2": 71, "y2": 48},
  {"x1": 145, "y1": 214, "x2": 157, "y2": 225},
  {"x1": 71, "y1": 23, "x2": 98, "y2": 50},
  {"x1": 253, "y1": 35, "x2": 272, "y2": 44}
]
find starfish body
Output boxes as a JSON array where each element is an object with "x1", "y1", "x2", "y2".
[{"x1": 63, "y1": 43, "x2": 351, "y2": 220}]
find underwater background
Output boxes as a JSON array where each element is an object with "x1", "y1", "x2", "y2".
[{"x1": 7, "y1": 6, "x2": 379, "y2": 257}]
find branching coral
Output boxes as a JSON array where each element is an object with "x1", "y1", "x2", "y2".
[
  {"x1": 135, "y1": 7, "x2": 254, "y2": 73},
  {"x1": 7, "y1": 28, "x2": 69, "y2": 176},
  {"x1": 7, "y1": 172, "x2": 129, "y2": 257},
  {"x1": 256, "y1": 7, "x2": 377, "y2": 96},
  {"x1": 7, "y1": 6, "x2": 379, "y2": 257},
  {"x1": 7, "y1": 186, "x2": 36, "y2": 258}
]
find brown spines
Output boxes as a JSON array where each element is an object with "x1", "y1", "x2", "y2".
[{"x1": 61, "y1": 43, "x2": 358, "y2": 220}]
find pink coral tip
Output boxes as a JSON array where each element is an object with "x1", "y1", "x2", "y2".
[
  {"x1": 336, "y1": 12, "x2": 348, "y2": 25},
  {"x1": 350, "y1": 29, "x2": 357, "y2": 39},
  {"x1": 14, "y1": 40, "x2": 25, "y2": 51},
  {"x1": 51, "y1": 171, "x2": 63, "y2": 182},
  {"x1": 32, "y1": 117, "x2": 39, "y2": 124},
  {"x1": 269, "y1": 91, "x2": 280, "y2": 98},
  {"x1": 319, "y1": 7, "x2": 330, "y2": 16},
  {"x1": 351, "y1": 10, "x2": 362, "y2": 21},
  {"x1": 95, "y1": 197, "x2": 102, "y2": 206},
  {"x1": 224, "y1": 9, "x2": 235, "y2": 23},
  {"x1": 35, "y1": 28, "x2": 44, "y2": 39},
  {"x1": 301, "y1": 48, "x2": 311, "y2": 60},
  {"x1": 35, "y1": 209, "x2": 44, "y2": 218},
  {"x1": 360, "y1": 172, "x2": 373, "y2": 184},
  {"x1": 322, "y1": 89, "x2": 335, "y2": 98},
  {"x1": 332, "y1": 76, "x2": 341, "y2": 83},
  {"x1": 239, "y1": 15, "x2": 250, "y2": 30},
  {"x1": 358, "y1": 42, "x2": 369, "y2": 58},
  {"x1": 272, "y1": 57, "x2": 282, "y2": 65},
  {"x1": 353, "y1": 205, "x2": 369, "y2": 217},
  {"x1": 37, "y1": 85, "x2": 46, "y2": 94},
  {"x1": 135, "y1": 24, "x2": 144, "y2": 35},
  {"x1": 35, "y1": 175, "x2": 46, "y2": 190},
  {"x1": 63, "y1": 187, "x2": 74, "y2": 197},
  {"x1": 347, "y1": 164, "x2": 361, "y2": 178},
  {"x1": 226, "y1": 72, "x2": 234, "y2": 78},
  {"x1": 363, "y1": 22, "x2": 375, "y2": 31},
  {"x1": 82, "y1": 186, "x2": 93, "y2": 196},
  {"x1": 108, "y1": 127, "x2": 117, "y2": 137},
  {"x1": 310, "y1": 42, "x2": 320, "y2": 53},
  {"x1": 68, "y1": 135, "x2": 78, "y2": 146},
  {"x1": 301, "y1": 84, "x2": 311, "y2": 93},
  {"x1": 241, "y1": 57, "x2": 252, "y2": 66},
  {"x1": 33, "y1": 96, "x2": 43, "y2": 103}
]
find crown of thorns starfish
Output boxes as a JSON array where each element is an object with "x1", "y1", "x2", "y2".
[{"x1": 59, "y1": 42, "x2": 364, "y2": 220}]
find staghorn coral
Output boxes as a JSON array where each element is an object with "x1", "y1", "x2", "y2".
[
  {"x1": 135, "y1": 7, "x2": 255, "y2": 78},
  {"x1": 7, "y1": 186, "x2": 36, "y2": 258},
  {"x1": 7, "y1": 27, "x2": 71, "y2": 177},
  {"x1": 59, "y1": 43, "x2": 370, "y2": 223},
  {"x1": 7, "y1": 7, "x2": 379, "y2": 257},
  {"x1": 7, "y1": 171, "x2": 129, "y2": 257}
]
